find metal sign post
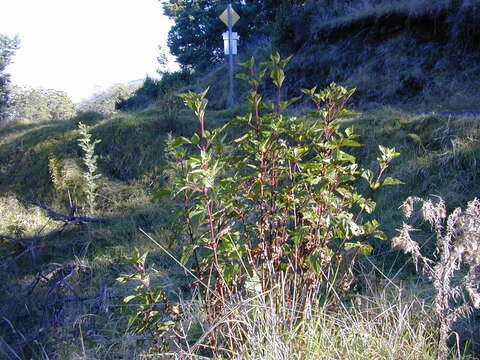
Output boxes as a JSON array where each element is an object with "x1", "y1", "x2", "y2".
[{"x1": 219, "y1": 3, "x2": 240, "y2": 109}]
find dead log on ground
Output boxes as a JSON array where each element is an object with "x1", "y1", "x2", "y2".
[{"x1": 0, "y1": 203, "x2": 109, "y2": 247}]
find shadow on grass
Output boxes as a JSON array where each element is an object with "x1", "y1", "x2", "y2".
[{"x1": 0, "y1": 198, "x2": 189, "y2": 359}]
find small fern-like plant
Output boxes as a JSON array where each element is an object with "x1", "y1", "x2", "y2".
[
  {"x1": 77, "y1": 122, "x2": 101, "y2": 215},
  {"x1": 393, "y1": 197, "x2": 480, "y2": 359}
]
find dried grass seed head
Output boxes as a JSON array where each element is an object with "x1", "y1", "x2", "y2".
[
  {"x1": 399, "y1": 196, "x2": 423, "y2": 218},
  {"x1": 450, "y1": 199, "x2": 480, "y2": 266},
  {"x1": 392, "y1": 223, "x2": 425, "y2": 269},
  {"x1": 421, "y1": 198, "x2": 446, "y2": 227}
]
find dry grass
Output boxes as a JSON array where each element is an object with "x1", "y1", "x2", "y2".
[
  {"x1": 393, "y1": 196, "x2": 480, "y2": 358},
  {"x1": 0, "y1": 196, "x2": 62, "y2": 237},
  {"x1": 141, "y1": 277, "x2": 462, "y2": 360}
]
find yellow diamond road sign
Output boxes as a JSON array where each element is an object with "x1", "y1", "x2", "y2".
[{"x1": 219, "y1": 7, "x2": 240, "y2": 27}]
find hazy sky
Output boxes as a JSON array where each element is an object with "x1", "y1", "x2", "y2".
[{"x1": 1, "y1": 0, "x2": 176, "y2": 102}]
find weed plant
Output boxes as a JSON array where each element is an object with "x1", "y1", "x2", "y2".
[
  {"x1": 393, "y1": 196, "x2": 480, "y2": 359},
  {"x1": 143, "y1": 54, "x2": 403, "y2": 357},
  {"x1": 77, "y1": 122, "x2": 101, "y2": 215}
]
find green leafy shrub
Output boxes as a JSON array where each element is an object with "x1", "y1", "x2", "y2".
[
  {"x1": 158, "y1": 91, "x2": 183, "y2": 132},
  {"x1": 47, "y1": 122, "x2": 102, "y2": 214},
  {"x1": 163, "y1": 53, "x2": 401, "y2": 356},
  {"x1": 115, "y1": 77, "x2": 159, "y2": 112},
  {"x1": 117, "y1": 248, "x2": 180, "y2": 352}
]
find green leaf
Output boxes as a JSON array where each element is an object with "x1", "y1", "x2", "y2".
[
  {"x1": 301, "y1": 86, "x2": 317, "y2": 97},
  {"x1": 344, "y1": 242, "x2": 373, "y2": 257},
  {"x1": 258, "y1": 67, "x2": 268, "y2": 80},
  {"x1": 305, "y1": 255, "x2": 323, "y2": 274},
  {"x1": 138, "y1": 251, "x2": 149, "y2": 266},
  {"x1": 235, "y1": 73, "x2": 249, "y2": 81},
  {"x1": 339, "y1": 139, "x2": 362, "y2": 147},
  {"x1": 189, "y1": 207, "x2": 205, "y2": 231},
  {"x1": 382, "y1": 177, "x2": 404, "y2": 186},
  {"x1": 361, "y1": 169, "x2": 374, "y2": 183},
  {"x1": 271, "y1": 67, "x2": 285, "y2": 88},
  {"x1": 249, "y1": 79, "x2": 259, "y2": 88},
  {"x1": 191, "y1": 133, "x2": 200, "y2": 145},
  {"x1": 200, "y1": 87, "x2": 209, "y2": 99},
  {"x1": 234, "y1": 133, "x2": 250, "y2": 143},
  {"x1": 239, "y1": 57, "x2": 254, "y2": 69},
  {"x1": 336, "y1": 150, "x2": 356, "y2": 162},
  {"x1": 373, "y1": 229, "x2": 387, "y2": 241},
  {"x1": 181, "y1": 244, "x2": 196, "y2": 265},
  {"x1": 378, "y1": 145, "x2": 401, "y2": 162},
  {"x1": 360, "y1": 199, "x2": 376, "y2": 214},
  {"x1": 127, "y1": 314, "x2": 138, "y2": 330},
  {"x1": 287, "y1": 96, "x2": 302, "y2": 106},
  {"x1": 170, "y1": 136, "x2": 192, "y2": 147},
  {"x1": 158, "y1": 321, "x2": 176, "y2": 331},
  {"x1": 123, "y1": 295, "x2": 137, "y2": 303},
  {"x1": 223, "y1": 263, "x2": 240, "y2": 284}
]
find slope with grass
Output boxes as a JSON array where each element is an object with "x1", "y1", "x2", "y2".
[
  {"x1": 191, "y1": 0, "x2": 480, "y2": 110},
  {"x1": 0, "y1": 93, "x2": 479, "y2": 358},
  {"x1": 1, "y1": 0, "x2": 480, "y2": 355},
  {"x1": 0, "y1": 105, "x2": 247, "y2": 358},
  {"x1": 282, "y1": 0, "x2": 480, "y2": 110}
]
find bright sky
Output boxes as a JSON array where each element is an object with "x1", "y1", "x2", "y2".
[{"x1": 1, "y1": 0, "x2": 176, "y2": 102}]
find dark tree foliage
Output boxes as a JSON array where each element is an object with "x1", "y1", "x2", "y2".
[
  {"x1": 116, "y1": 76, "x2": 160, "y2": 112},
  {"x1": 162, "y1": 0, "x2": 226, "y2": 71},
  {"x1": 116, "y1": 71, "x2": 192, "y2": 112},
  {"x1": 160, "y1": 0, "x2": 287, "y2": 72},
  {"x1": 0, "y1": 34, "x2": 19, "y2": 122}
]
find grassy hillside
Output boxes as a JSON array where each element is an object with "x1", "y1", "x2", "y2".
[
  {"x1": 287, "y1": 0, "x2": 480, "y2": 108},
  {"x1": 1, "y1": 1, "x2": 480, "y2": 357},
  {"x1": 0, "y1": 97, "x2": 479, "y2": 358}
]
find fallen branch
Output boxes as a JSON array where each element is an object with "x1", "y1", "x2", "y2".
[
  {"x1": 0, "y1": 203, "x2": 109, "y2": 246},
  {"x1": 32, "y1": 202, "x2": 108, "y2": 224},
  {"x1": 0, "y1": 224, "x2": 69, "y2": 246}
]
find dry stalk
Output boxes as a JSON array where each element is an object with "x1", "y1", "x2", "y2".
[{"x1": 393, "y1": 196, "x2": 480, "y2": 359}]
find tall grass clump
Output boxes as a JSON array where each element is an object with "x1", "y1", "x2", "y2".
[
  {"x1": 393, "y1": 196, "x2": 480, "y2": 359},
  {"x1": 136, "y1": 53, "x2": 403, "y2": 357},
  {"x1": 227, "y1": 281, "x2": 438, "y2": 360}
]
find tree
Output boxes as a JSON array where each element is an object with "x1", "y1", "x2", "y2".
[
  {"x1": 0, "y1": 33, "x2": 19, "y2": 122},
  {"x1": 157, "y1": 45, "x2": 170, "y2": 76},
  {"x1": 114, "y1": 77, "x2": 159, "y2": 112},
  {"x1": 10, "y1": 86, "x2": 76, "y2": 122},
  {"x1": 162, "y1": 0, "x2": 225, "y2": 71},
  {"x1": 78, "y1": 84, "x2": 135, "y2": 115},
  {"x1": 160, "y1": 0, "x2": 280, "y2": 72}
]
